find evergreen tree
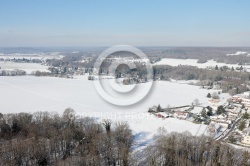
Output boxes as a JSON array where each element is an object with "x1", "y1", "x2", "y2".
[
  {"x1": 239, "y1": 121, "x2": 246, "y2": 131},
  {"x1": 236, "y1": 87, "x2": 240, "y2": 94},
  {"x1": 157, "y1": 104, "x2": 162, "y2": 112},
  {"x1": 201, "y1": 108, "x2": 207, "y2": 118},
  {"x1": 242, "y1": 112, "x2": 250, "y2": 119},
  {"x1": 240, "y1": 65, "x2": 243, "y2": 71},
  {"x1": 207, "y1": 93, "x2": 211, "y2": 98},
  {"x1": 207, "y1": 109, "x2": 213, "y2": 116},
  {"x1": 228, "y1": 134, "x2": 235, "y2": 143},
  {"x1": 216, "y1": 105, "x2": 225, "y2": 115}
]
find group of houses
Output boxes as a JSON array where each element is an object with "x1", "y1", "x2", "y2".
[
  {"x1": 148, "y1": 105, "x2": 192, "y2": 120},
  {"x1": 201, "y1": 81, "x2": 221, "y2": 90},
  {"x1": 208, "y1": 123, "x2": 222, "y2": 136},
  {"x1": 241, "y1": 127, "x2": 250, "y2": 145},
  {"x1": 48, "y1": 66, "x2": 86, "y2": 75},
  {"x1": 207, "y1": 103, "x2": 242, "y2": 139},
  {"x1": 88, "y1": 74, "x2": 116, "y2": 80},
  {"x1": 100, "y1": 57, "x2": 150, "y2": 65},
  {"x1": 208, "y1": 99, "x2": 221, "y2": 107},
  {"x1": 231, "y1": 91, "x2": 250, "y2": 109},
  {"x1": 148, "y1": 97, "x2": 243, "y2": 140},
  {"x1": 210, "y1": 105, "x2": 241, "y2": 129}
]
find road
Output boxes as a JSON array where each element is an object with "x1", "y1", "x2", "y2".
[{"x1": 217, "y1": 117, "x2": 241, "y2": 141}]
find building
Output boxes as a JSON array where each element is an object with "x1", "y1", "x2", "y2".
[
  {"x1": 243, "y1": 128, "x2": 250, "y2": 135},
  {"x1": 174, "y1": 111, "x2": 189, "y2": 120},
  {"x1": 231, "y1": 95, "x2": 242, "y2": 103},
  {"x1": 244, "y1": 91, "x2": 250, "y2": 98},
  {"x1": 240, "y1": 98, "x2": 250, "y2": 109},
  {"x1": 156, "y1": 112, "x2": 173, "y2": 118},
  {"x1": 227, "y1": 108, "x2": 241, "y2": 118},
  {"x1": 208, "y1": 122, "x2": 222, "y2": 134},
  {"x1": 241, "y1": 136, "x2": 250, "y2": 145},
  {"x1": 208, "y1": 99, "x2": 220, "y2": 107},
  {"x1": 210, "y1": 114, "x2": 230, "y2": 128}
]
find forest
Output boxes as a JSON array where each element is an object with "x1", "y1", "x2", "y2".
[{"x1": 0, "y1": 109, "x2": 249, "y2": 166}]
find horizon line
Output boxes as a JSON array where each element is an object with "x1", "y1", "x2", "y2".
[{"x1": 1, "y1": 46, "x2": 250, "y2": 48}]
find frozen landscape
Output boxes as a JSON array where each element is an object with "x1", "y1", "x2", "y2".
[
  {"x1": 1, "y1": 0, "x2": 250, "y2": 164},
  {"x1": 0, "y1": 75, "x2": 229, "y2": 149},
  {"x1": 154, "y1": 58, "x2": 250, "y2": 71},
  {"x1": 227, "y1": 51, "x2": 250, "y2": 56},
  {"x1": 0, "y1": 53, "x2": 63, "y2": 60},
  {"x1": 0, "y1": 62, "x2": 49, "y2": 74}
]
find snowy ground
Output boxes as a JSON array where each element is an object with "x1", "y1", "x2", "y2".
[
  {"x1": 0, "y1": 53, "x2": 63, "y2": 60},
  {"x1": 154, "y1": 58, "x2": 250, "y2": 71},
  {"x1": 227, "y1": 51, "x2": 250, "y2": 56},
  {"x1": 0, "y1": 62, "x2": 49, "y2": 74},
  {"x1": 0, "y1": 76, "x2": 229, "y2": 149}
]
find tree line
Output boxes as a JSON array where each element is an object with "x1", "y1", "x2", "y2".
[
  {"x1": 142, "y1": 129, "x2": 250, "y2": 166},
  {"x1": 0, "y1": 109, "x2": 133, "y2": 165},
  {"x1": 1, "y1": 109, "x2": 249, "y2": 165},
  {"x1": 153, "y1": 65, "x2": 250, "y2": 94}
]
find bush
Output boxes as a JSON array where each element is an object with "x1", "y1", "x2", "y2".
[
  {"x1": 242, "y1": 112, "x2": 250, "y2": 119},
  {"x1": 207, "y1": 93, "x2": 211, "y2": 98},
  {"x1": 239, "y1": 121, "x2": 246, "y2": 131},
  {"x1": 212, "y1": 92, "x2": 220, "y2": 99},
  {"x1": 216, "y1": 105, "x2": 225, "y2": 115}
]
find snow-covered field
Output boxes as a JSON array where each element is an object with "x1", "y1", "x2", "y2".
[
  {"x1": 0, "y1": 53, "x2": 64, "y2": 60},
  {"x1": 227, "y1": 51, "x2": 250, "y2": 56},
  {"x1": 154, "y1": 58, "x2": 250, "y2": 71},
  {"x1": 0, "y1": 76, "x2": 229, "y2": 148},
  {"x1": 0, "y1": 62, "x2": 49, "y2": 74}
]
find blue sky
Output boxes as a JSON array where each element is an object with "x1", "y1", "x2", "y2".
[{"x1": 0, "y1": 0, "x2": 250, "y2": 47}]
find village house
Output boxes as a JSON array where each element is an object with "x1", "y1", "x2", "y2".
[
  {"x1": 243, "y1": 128, "x2": 250, "y2": 135},
  {"x1": 231, "y1": 95, "x2": 243, "y2": 103},
  {"x1": 172, "y1": 106, "x2": 192, "y2": 112},
  {"x1": 231, "y1": 93, "x2": 250, "y2": 109},
  {"x1": 190, "y1": 106, "x2": 211, "y2": 116},
  {"x1": 155, "y1": 112, "x2": 173, "y2": 118},
  {"x1": 174, "y1": 111, "x2": 189, "y2": 120},
  {"x1": 243, "y1": 91, "x2": 250, "y2": 98},
  {"x1": 215, "y1": 121, "x2": 229, "y2": 128},
  {"x1": 233, "y1": 103, "x2": 243, "y2": 107},
  {"x1": 208, "y1": 99, "x2": 221, "y2": 107},
  {"x1": 241, "y1": 136, "x2": 250, "y2": 145},
  {"x1": 210, "y1": 114, "x2": 227, "y2": 121},
  {"x1": 227, "y1": 108, "x2": 241, "y2": 118},
  {"x1": 210, "y1": 114, "x2": 231, "y2": 128},
  {"x1": 208, "y1": 122, "x2": 222, "y2": 136},
  {"x1": 227, "y1": 115, "x2": 237, "y2": 121},
  {"x1": 241, "y1": 98, "x2": 250, "y2": 106}
]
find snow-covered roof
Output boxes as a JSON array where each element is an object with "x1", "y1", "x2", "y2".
[
  {"x1": 243, "y1": 128, "x2": 250, "y2": 134},
  {"x1": 191, "y1": 107, "x2": 203, "y2": 114},
  {"x1": 214, "y1": 123, "x2": 221, "y2": 130},
  {"x1": 156, "y1": 112, "x2": 172, "y2": 117}
]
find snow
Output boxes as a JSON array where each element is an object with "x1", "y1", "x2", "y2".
[
  {"x1": 0, "y1": 54, "x2": 62, "y2": 60},
  {"x1": 154, "y1": 58, "x2": 250, "y2": 71},
  {"x1": 191, "y1": 107, "x2": 203, "y2": 114},
  {"x1": 169, "y1": 78, "x2": 199, "y2": 85},
  {"x1": 227, "y1": 51, "x2": 248, "y2": 56},
  {"x1": 0, "y1": 76, "x2": 228, "y2": 149},
  {"x1": 0, "y1": 62, "x2": 49, "y2": 74}
]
